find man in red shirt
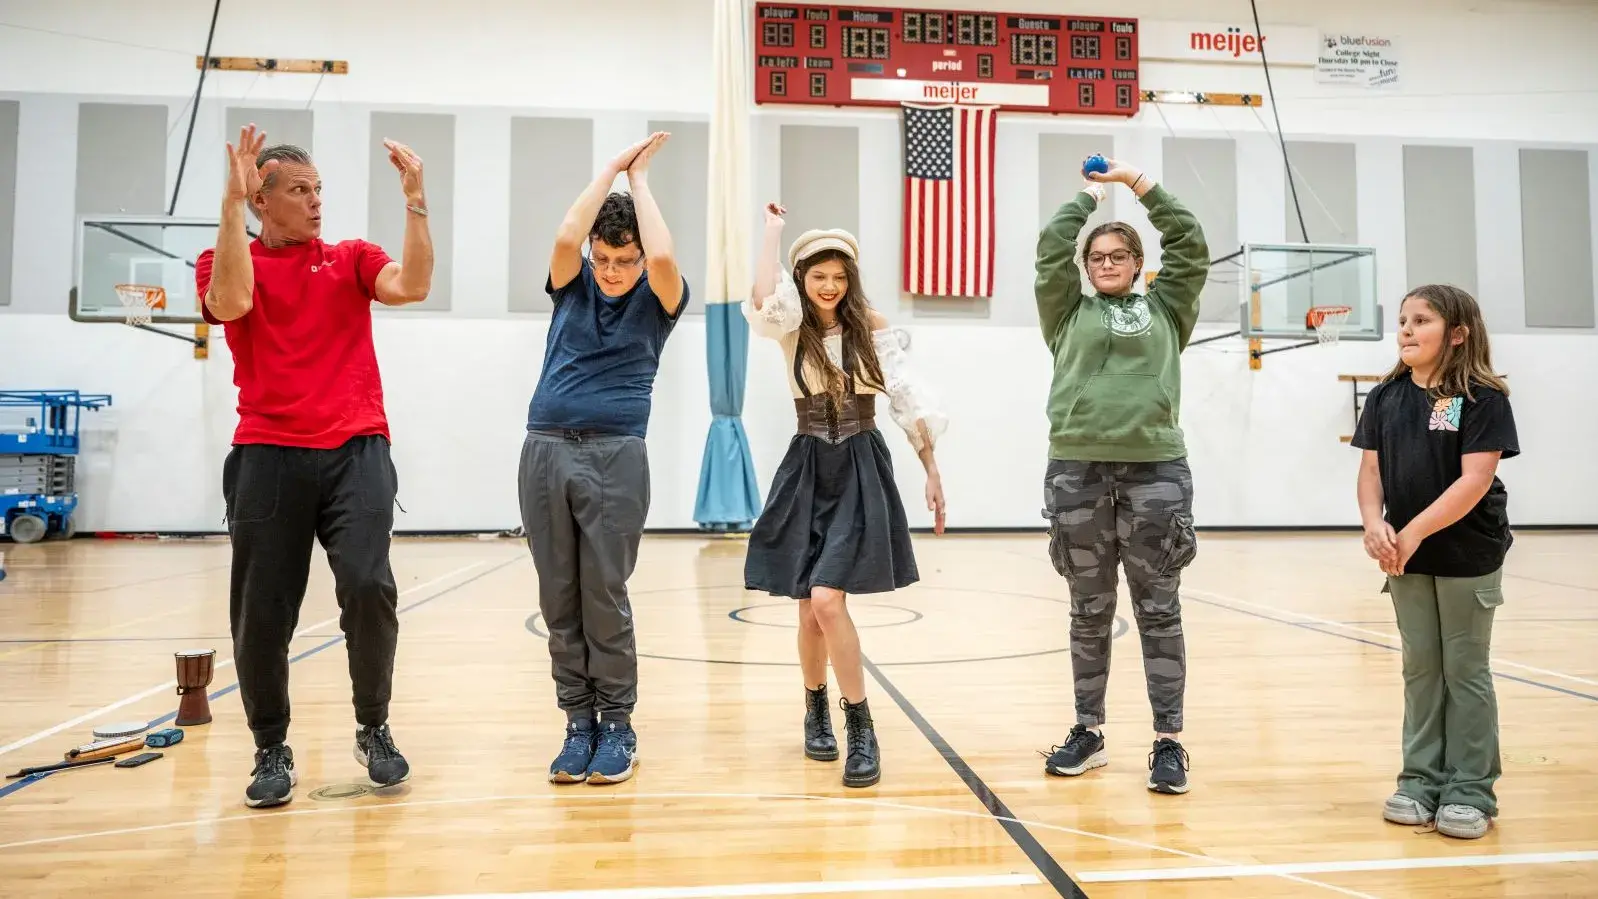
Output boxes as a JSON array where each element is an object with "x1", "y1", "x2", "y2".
[{"x1": 196, "y1": 123, "x2": 434, "y2": 808}]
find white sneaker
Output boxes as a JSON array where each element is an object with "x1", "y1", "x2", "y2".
[
  {"x1": 1382, "y1": 792, "x2": 1434, "y2": 826},
  {"x1": 1437, "y1": 804, "x2": 1492, "y2": 839}
]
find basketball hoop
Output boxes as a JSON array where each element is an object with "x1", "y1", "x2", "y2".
[
  {"x1": 114, "y1": 284, "x2": 166, "y2": 327},
  {"x1": 1306, "y1": 305, "x2": 1352, "y2": 346}
]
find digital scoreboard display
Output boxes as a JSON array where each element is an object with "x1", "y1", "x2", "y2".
[{"x1": 753, "y1": 4, "x2": 1139, "y2": 116}]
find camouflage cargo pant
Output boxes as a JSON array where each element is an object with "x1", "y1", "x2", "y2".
[{"x1": 1043, "y1": 458, "x2": 1197, "y2": 733}]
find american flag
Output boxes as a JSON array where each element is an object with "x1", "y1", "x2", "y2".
[{"x1": 901, "y1": 102, "x2": 998, "y2": 298}]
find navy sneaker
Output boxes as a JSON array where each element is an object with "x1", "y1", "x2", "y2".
[
  {"x1": 586, "y1": 721, "x2": 638, "y2": 784},
  {"x1": 549, "y1": 719, "x2": 598, "y2": 783},
  {"x1": 355, "y1": 724, "x2": 411, "y2": 787},
  {"x1": 245, "y1": 744, "x2": 297, "y2": 808}
]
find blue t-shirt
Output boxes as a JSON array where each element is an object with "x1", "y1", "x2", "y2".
[{"x1": 525, "y1": 257, "x2": 689, "y2": 438}]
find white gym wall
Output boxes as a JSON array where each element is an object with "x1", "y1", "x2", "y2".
[{"x1": 1, "y1": 0, "x2": 1594, "y2": 532}]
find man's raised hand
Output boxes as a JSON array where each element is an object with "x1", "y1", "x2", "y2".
[
  {"x1": 225, "y1": 124, "x2": 271, "y2": 203},
  {"x1": 384, "y1": 139, "x2": 425, "y2": 204}
]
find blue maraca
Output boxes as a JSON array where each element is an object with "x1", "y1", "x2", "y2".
[{"x1": 1082, "y1": 154, "x2": 1109, "y2": 178}]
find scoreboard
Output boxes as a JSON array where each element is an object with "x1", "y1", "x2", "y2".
[{"x1": 753, "y1": 4, "x2": 1140, "y2": 117}]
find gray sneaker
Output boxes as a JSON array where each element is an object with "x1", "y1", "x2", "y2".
[
  {"x1": 1437, "y1": 804, "x2": 1492, "y2": 839},
  {"x1": 1382, "y1": 792, "x2": 1434, "y2": 826}
]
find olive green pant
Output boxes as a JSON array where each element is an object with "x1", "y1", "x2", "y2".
[{"x1": 1386, "y1": 567, "x2": 1504, "y2": 817}]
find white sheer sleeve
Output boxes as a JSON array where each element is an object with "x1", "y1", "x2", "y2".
[
  {"x1": 742, "y1": 266, "x2": 803, "y2": 340},
  {"x1": 872, "y1": 328, "x2": 948, "y2": 452}
]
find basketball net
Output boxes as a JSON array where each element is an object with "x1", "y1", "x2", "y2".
[
  {"x1": 1306, "y1": 305, "x2": 1352, "y2": 346},
  {"x1": 114, "y1": 284, "x2": 166, "y2": 328}
]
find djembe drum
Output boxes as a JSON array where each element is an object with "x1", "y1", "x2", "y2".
[{"x1": 174, "y1": 649, "x2": 215, "y2": 726}]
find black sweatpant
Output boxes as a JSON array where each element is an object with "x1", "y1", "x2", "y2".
[
  {"x1": 223, "y1": 434, "x2": 399, "y2": 749},
  {"x1": 517, "y1": 430, "x2": 649, "y2": 725}
]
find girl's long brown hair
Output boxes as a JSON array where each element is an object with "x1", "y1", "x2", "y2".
[
  {"x1": 1382, "y1": 283, "x2": 1510, "y2": 400},
  {"x1": 793, "y1": 249, "x2": 887, "y2": 406}
]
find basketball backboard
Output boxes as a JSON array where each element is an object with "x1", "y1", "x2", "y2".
[
  {"x1": 70, "y1": 215, "x2": 220, "y2": 325},
  {"x1": 1238, "y1": 242, "x2": 1383, "y2": 342}
]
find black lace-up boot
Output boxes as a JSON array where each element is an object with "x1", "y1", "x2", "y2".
[
  {"x1": 804, "y1": 684, "x2": 838, "y2": 761},
  {"x1": 840, "y1": 697, "x2": 880, "y2": 787}
]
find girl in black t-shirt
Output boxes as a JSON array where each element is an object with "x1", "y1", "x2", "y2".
[{"x1": 1352, "y1": 283, "x2": 1519, "y2": 841}]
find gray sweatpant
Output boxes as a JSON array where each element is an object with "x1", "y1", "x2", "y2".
[
  {"x1": 1043, "y1": 458, "x2": 1197, "y2": 734},
  {"x1": 518, "y1": 430, "x2": 650, "y2": 724}
]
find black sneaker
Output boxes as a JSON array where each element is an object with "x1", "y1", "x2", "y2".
[
  {"x1": 1044, "y1": 724, "x2": 1107, "y2": 777},
  {"x1": 354, "y1": 724, "x2": 411, "y2": 787},
  {"x1": 245, "y1": 744, "x2": 296, "y2": 808},
  {"x1": 549, "y1": 719, "x2": 599, "y2": 783},
  {"x1": 1147, "y1": 738, "x2": 1190, "y2": 794}
]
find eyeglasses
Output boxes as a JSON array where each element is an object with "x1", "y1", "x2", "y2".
[
  {"x1": 588, "y1": 253, "x2": 643, "y2": 275},
  {"x1": 1086, "y1": 250, "x2": 1135, "y2": 268}
]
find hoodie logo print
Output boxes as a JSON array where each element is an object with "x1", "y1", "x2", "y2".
[{"x1": 1103, "y1": 296, "x2": 1154, "y2": 338}]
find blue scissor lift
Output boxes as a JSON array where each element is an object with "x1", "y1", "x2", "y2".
[{"x1": 0, "y1": 390, "x2": 113, "y2": 544}]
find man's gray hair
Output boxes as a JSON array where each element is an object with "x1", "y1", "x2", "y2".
[
  {"x1": 257, "y1": 144, "x2": 312, "y2": 191},
  {"x1": 247, "y1": 144, "x2": 312, "y2": 220}
]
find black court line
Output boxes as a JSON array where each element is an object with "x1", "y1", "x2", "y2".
[{"x1": 862, "y1": 654, "x2": 1089, "y2": 899}]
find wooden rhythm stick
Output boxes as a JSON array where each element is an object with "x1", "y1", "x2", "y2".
[{"x1": 65, "y1": 734, "x2": 147, "y2": 761}]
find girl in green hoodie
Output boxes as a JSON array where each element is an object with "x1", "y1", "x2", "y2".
[{"x1": 1034, "y1": 156, "x2": 1209, "y2": 795}]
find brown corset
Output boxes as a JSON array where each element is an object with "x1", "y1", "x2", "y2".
[{"x1": 794, "y1": 393, "x2": 877, "y2": 444}]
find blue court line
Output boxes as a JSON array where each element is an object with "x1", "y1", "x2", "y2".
[
  {"x1": 0, "y1": 557, "x2": 522, "y2": 801},
  {"x1": 1187, "y1": 595, "x2": 1598, "y2": 703}
]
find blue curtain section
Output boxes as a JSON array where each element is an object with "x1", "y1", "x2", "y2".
[{"x1": 694, "y1": 301, "x2": 761, "y2": 531}]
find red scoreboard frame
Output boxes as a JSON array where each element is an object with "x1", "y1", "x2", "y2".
[{"x1": 752, "y1": 4, "x2": 1140, "y2": 117}]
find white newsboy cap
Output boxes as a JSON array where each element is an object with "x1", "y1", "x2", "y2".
[{"x1": 787, "y1": 228, "x2": 860, "y2": 269}]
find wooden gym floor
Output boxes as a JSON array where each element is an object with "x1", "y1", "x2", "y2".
[{"x1": 0, "y1": 530, "x2": 1594, "y2": 898}]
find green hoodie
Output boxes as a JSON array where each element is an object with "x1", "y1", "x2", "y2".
[{"x1": 1034, "y1": 183, "x2": 1209, "y2": 462}]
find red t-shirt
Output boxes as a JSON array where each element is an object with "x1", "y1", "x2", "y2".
[{"x1": 197, "y1": 238, "x2": 395, "y2": 449}]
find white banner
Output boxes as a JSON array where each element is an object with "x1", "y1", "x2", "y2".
[
  {"x1": 1139, "y1": 20, "x2": 1318, "y2": 67},
  {"x1": 850, "y1": 78, "x2": 1050, "y2": 107},
  {"x1": 1316, "y1": 33, "x2": 1400, "y2": 87}
]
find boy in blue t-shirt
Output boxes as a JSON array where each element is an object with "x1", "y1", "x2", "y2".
[{"x1": 519, "y1": 132, "x2": 689, "y2": 786}]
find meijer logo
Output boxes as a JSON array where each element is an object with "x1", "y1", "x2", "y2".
[{"x1": 1189, "y1": 26, "x2": 1265, "y2": 58}]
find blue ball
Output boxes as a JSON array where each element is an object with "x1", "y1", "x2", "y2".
[{"x1": 1082, "y1": 154, "x2": 1109, "y2": 176}]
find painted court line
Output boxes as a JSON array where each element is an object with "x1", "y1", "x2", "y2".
[
  {"x1": 1184, "y1": 588, "x2": 1598, "y2": 689},
  {"x1": 0, "y1": 788, "x2": 1374, "y2": 897},
  {"x1": 364, "y1": 874, "x2": 1041, "y2": 898},
  {"x1": 0, "y1": 561, "x2": 487, "y2": 759},
  {"x1": 861, "y1": 654, "x2": 1085, "y2": 898},
  {"x1": 1075, "y1": 849, "x2": 1598, "y2": 883}
]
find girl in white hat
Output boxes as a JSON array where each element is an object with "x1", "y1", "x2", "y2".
[{"x1": 742, "y1": 202, "x2": 947, "y2": 788}]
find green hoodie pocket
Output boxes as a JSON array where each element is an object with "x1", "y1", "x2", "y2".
[{"x1": 1064, "y1": 374, "x2": 1176, "y2": 447}]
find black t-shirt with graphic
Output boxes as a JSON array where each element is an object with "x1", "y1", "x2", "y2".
[{"x1": 1352, "y1": 372, "x2": 1520, "y2": 577}]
